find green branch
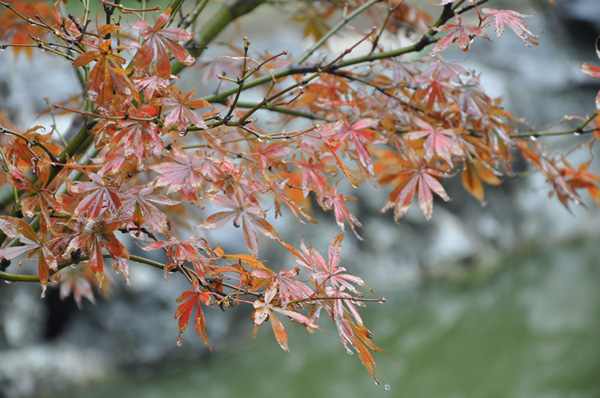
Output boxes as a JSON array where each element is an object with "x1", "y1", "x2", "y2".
[
  {"x1": 0, "y1": 254, "x2": 166, "y2": 283},
  {"x1": 171, "y1": 0, "x2": 267, "y2": 75}
]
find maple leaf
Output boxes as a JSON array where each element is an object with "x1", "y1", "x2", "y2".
[
  {"x1": 517, "y1": 141, "x2": 582, "y2": 211},
  {"x1": 150, "y1": 149, "x2": 206, "y2": 202},
  {"x1": 380, "y1": 163, "x2": 451, "y2": 220},
  {"x1": 162, "y1": 88, "x2": 210, "y2": 134},
  {"x1": 415, "y1": 69, "x2": 454, "y2": 111},
  {"x1": 0, "y1": 216, "x2": 57, "y2": 297},
  {"x1": 430, "y1": 14, "x2": 490, "y2": 55},
  {"x1": 461, "y1": 160, "x2": 502, "y2": 202},
  {"x1": 120, "y1": 185, "x2": 179, "y2": 233},
  {"x1": 561, "y1": 157, "x2": 600, "y2": 207},
  {"x1": 132, "y1": 8, "x2": 195, "y2": 78},
  {"x1": 0, "y1": 125, "x2": 62, "y2": 170},
  {"x1": 64, "y1": 219, "x2": 130, "y2": 285},
  {"x1": 0, "y1": 0, "x2": 52, "y2": 58},
  {"x1": 580, "y1": 38, "x2": 600, "y2": 111},
  {"x1": 7, "y1": 164, "x2": 60, "y2": 228},
  {"x1": 322, "y1": 186, "x2": 363, "y2": 240},
  {"x1": 295, "y1": 154, "x2": 328, "y2": 199},
  {"x1": 72, "y1": 39, "x2": 138, "y2": 108},
  {"x1": 247, "y1": 141, "x2": 291, "y2": 172},
  {"x1": 143, "y1": 236, "x2": 213, "y2": 278},
  {"x1": 111, "y1": 119, "x2": 164, "y2": 165},
  {"x1": 267, "y1": 180, "x2": 317, "y2": 225},
  {"x1": 251, "y1": 266, "x2": 313, "y2": 303},
  {"x1": 307, "y1": 234, "x2": 367, "y2": 295},
  {"x1": 197, "y1": 190, "x2": 281, "y2": 256},
  {"x1": 134, "y1": 68, "x2": 169, "y2": 100},
  {"x1": 56, "y1": 262, "x2": 98, "y2": 309},
  {"x1": 252, "y1": 284, "x2": 319, "y2": 351},
  {"x1": 69, "y1": 173, "x2": 122, "y2": 219},
  {"x1": 404, "y1": 119, "x2": 463, "y2": 165},
  {"x1": 482, "y1": 8, "x2": 540, "y2": 47},
  {"x1": 325, "y1": 119, "x2": 378, "y2": 176},
  {"x1": 175, "y1": 278, "x2": 213, "y2": 349}
]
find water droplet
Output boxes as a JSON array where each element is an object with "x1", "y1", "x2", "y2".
[
  {"x1": 480, "y1": 201, "x2": 487, "y2": 208},
  {"x1": 4, "y1": 280, "x2": 14, "y2": 285},
  {"x1": 530, "y1": 135, "x2": 537, "y2": 141},
  {"x1": 374, "y1": 380, "x2": 380, "y2": 386},
  {"x1": 257, "y1": 136, "x2": 265, "y2": 142},
  {"x1": 176, "y1": 337, "x2": 182, "y2": 347},
  {"x1": 574, "y1": 132, "x2": 581, "y2": 137},
  {"x1": 384, "y1": 383, "x2": 391, "y2": 391},
  {"x1": 378, "y1": 297, "x2": 386, "y2": 303},
  {"x1": 178, "y1": 131, "x2": 187, "y2": 137}
]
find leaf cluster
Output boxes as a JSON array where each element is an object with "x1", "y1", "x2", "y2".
[{"x1": 0, "y1": 0, "x2": 598, "y2": 387}]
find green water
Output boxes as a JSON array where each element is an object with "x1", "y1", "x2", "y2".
[{"x1": 47, "y1": 238, "x2": 600, "y2": 398}]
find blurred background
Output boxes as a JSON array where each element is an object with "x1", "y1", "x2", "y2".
[{"x1": 1, "y1": 0, "x2": 600, "y2": 397}]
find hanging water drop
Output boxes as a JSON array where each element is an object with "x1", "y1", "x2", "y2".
[
  {"x1": 480, "y1": 201, "x2": 487, "y2": 208},
  {"x1": 176, "y1": 337, "x2": 182, "y2": 347},
  {"x1": 574, "y1": 132, "x2": 581, "y2": 137},
  {"x1": 378, "y1": 297, "x2": 386, "y2": 303},
  {"x1": 530, "y1": 135, "x2": 538, "y2": 141},
  {"x1": 4, "y1": 280, "x2": 14, "y2": 285},
  {"x1": 384, "y1": 383, "x2": 391, "y2": 391}
]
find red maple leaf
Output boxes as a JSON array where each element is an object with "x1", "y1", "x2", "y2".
[
  {"x1": 430, "y1": 13, "x2": 490, "y2": 55},
  {"x1": 174, "y1": 278, "x2": 213, "y2": 349},
  {"x1": 150, "y1": 149, "x2": 205, "y2": 201},
  {"x1": 72, "y1": 38, "x2": 138, "y2": 108},
  {"x1": 69, "y1": 173, "x2": 122, "y2": 219},
  {"x1": 64, "y1": 219, "x2": 130, "y2": 285},
  {"x1": 380, "y1": 163, "x2": 451, "y2": 220},
  {"x1": 0, "y1": 216, "x2": 58, "y2": 297},
  {"x1": 132, "y1": 8, "x2": 195, "y2": 78},
  {"x1": 325, "y1": 119, "x2": 377, "y2": 176},
  {"x1": 197, "y1": 190, "x2": 281, "y2": 256},
  {"x1": 306, "y1": 233, "x2": 367, "y2": 295},
  {"x1": 120, "y1": 185, "x2": 179, "y2": 233},
  {"x1": 404, "y1": 118, "x2": 463, "y2": 165},
  {"x1": 482, "y1": 8, "x2": 540, "y2": 46},
  {"x1": 580, "y1": 38, "x2": 600, "y2": 110},
  {"x1": 162, "y1": 88, "x2": 210, "y2": 134},
  {"x1": 143, "y1": 236, "x2": 213, "y2": 278},
  {"x1": 322, "y1": 185, "x2": 363, "y2": 240}
]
